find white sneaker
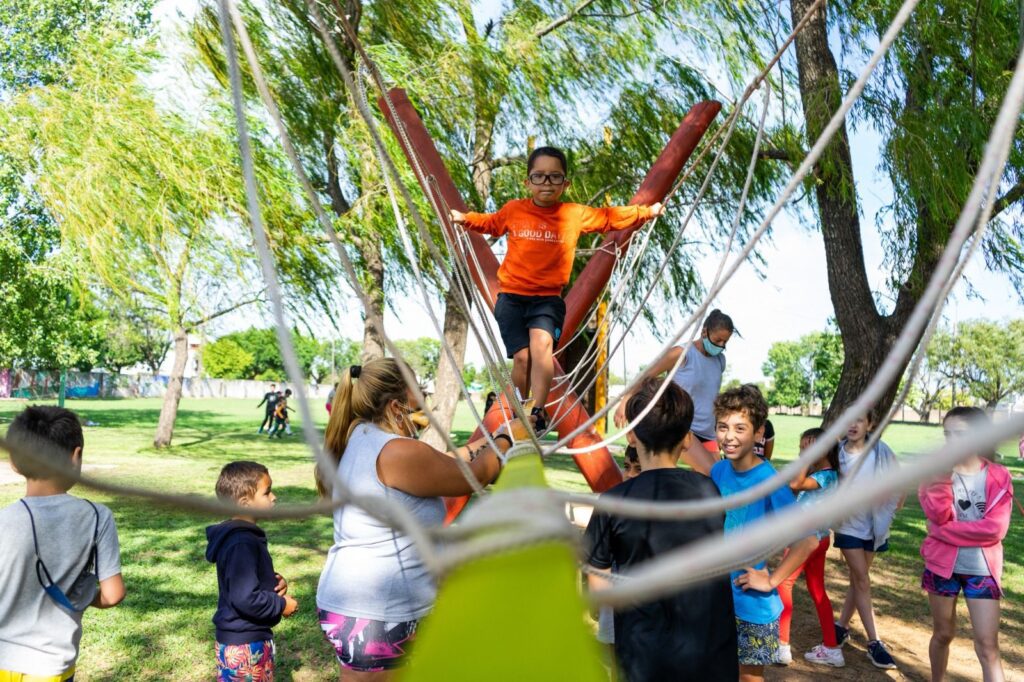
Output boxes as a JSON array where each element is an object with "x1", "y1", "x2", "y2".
[
  {"x1": 774, "y1": 644, "x2": 792, "y2": 666},
  {"x1": 804, "y1": 644, "x2": 845, "y2": 667}
]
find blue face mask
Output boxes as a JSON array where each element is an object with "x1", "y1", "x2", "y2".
[
  {"x1": 21, "y1": 499, "x2": 100, "y2": 613},
  {"x1": 703, "y1": 337, "x2": 726, "y2": 357}
]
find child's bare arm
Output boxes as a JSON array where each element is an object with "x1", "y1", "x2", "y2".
[
  {"x1": 734, "y1": 534, "x2": 818, "y2": 592},
  {"x1": 789, "y1": 466, "x2": 820, "y2": 492},
  {"x1": 91, "y1": 573, "x2": 125, "y2": 609},
  {"x1": 586, "y1": 566, "x2": 613, "y2": 592}
]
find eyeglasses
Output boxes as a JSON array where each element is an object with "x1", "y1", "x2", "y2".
[{"x1": 528, "y1": 172, "x2": 566, "y2": 186}]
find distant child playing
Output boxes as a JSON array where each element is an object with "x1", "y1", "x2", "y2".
[
  {"x1": 451, "y1": 146, "x2": 664, "y2": 430},
  {"x1": 832, "y1": 409, "x2": 901, "y2": 670},
  {"x1": 710, "y1": 385, "x2": 818, "y2": 682},
  {"x1": 0, "y1": 406, "x2": 125, "y2": 682},
  {"x1": 257, "y1": 383, "x2": 280, "y2": 434},
  {"x1": 268, "y1": 389, "x2": 293, "y2": 438},
  {"x1": 920, "y1": 407, "x2": 1011, "y2": 682},
  {"x1": 206, "y1": 461, "x2": 298, "y2": 681},
  {"x1": 777, "y1": 428, "x2": 843, "y2": 668},
  {"x1": 585, "y1": 378, "x2": 737, "y2": 681}
]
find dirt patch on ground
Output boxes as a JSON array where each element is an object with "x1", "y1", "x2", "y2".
[{"x1": 767, "y1": 545, "x2": 1023, "y2": 680}]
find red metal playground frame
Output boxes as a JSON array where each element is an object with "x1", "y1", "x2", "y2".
[{"x1": 379, "y1": 91, "x2": 720, "y2": 523}]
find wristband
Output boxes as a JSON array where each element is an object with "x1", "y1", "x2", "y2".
[{"x1": 492, "y1": 433, "x2": 513, "y2": 449}]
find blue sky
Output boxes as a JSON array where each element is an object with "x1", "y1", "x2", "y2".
[{"x1": 156, "y1": 0, "x2": 1020, "y2": 383}]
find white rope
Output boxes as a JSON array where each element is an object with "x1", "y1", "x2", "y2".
[
  {"x1": 545, "y1": 83, "x2": 773, "y2": 433},
  {"x1": 544, "y1": 0, "x2": 924, "y2": 457},
  {"x1": 591, "y1": 412, "x2": 1024, "y2": 606},
  {"x1": 315, "y1": 5, "x2": 543, "y2": 446},
  {"x1": 216, "y1": 0, "x2": 442, "y2": 571}
]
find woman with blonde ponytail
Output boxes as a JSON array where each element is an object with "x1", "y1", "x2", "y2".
[{"x1": 315, "y1": 358, "x2": 514, "y2": 679}]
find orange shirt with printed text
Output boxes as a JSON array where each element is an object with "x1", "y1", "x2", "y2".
[{"x1": 463, "y1": 198, "x2": 654, "y2": 297}]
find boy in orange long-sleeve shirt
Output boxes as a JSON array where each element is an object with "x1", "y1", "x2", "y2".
[{"x1": 451, "y1": 147, "x2": 664, "y2": 430}]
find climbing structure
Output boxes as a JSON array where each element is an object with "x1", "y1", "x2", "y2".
[{"x1": 379, "y1": 90, "x2": 720, "y2": 520}]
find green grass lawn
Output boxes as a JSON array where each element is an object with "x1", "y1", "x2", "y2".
[{"x1": 0, "y1": 398, "x2": 1021, "y2": 679}]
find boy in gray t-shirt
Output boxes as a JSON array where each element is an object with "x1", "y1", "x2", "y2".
[{"x1": 0, "y1": 406, "x2": 124, "y2": 680}]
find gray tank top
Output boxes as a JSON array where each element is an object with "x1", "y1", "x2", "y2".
[
  {"x1": 316, "y1": 422, "x2": 446, "y2": 621},
  {"x1": 671, "y1": 341, "x2": 726, "y2": 439}
]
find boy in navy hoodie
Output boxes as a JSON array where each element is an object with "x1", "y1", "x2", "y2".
[{"x1": 206, "y1": 461, "x2": 298, "y2": 680}]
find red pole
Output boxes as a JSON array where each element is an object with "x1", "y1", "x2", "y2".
[
  {"x1": 558, "y1": 101, "x2": 721, "y2": 349},
  {"x1": 378, "y1": 89, "x2": 501, "y2": 307}
]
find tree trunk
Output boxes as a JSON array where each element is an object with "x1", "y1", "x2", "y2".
[
  {"x1": 153, "y1": 327, "x2": 188, "y2": 448},
  {"x1": 790, "y1": 0, "x2": 906, "y2": 425},
  {"x1": 360, "y1": 236, "x2": 387, "y2": 361},
  {"x1": 421, "y1": 281, "x2": 472, "y2": 449}
]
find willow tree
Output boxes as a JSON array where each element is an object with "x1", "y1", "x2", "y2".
[
  {"x1": 192, "y1": 0, "x2": 787, "y2": 447},
  {"x1": 780, "y1": 0, "x2": 1024, "y2": 421},
  {"x1": 373, "y1": 0, "x2": 786, "y2": 439},
  {"x1": 1, "y1": 31, "x2": 325, "y2": 447}
]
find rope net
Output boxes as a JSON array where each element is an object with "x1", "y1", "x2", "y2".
[{"x1": 3, "y1": 0, "x2": 1023, "y2": 612}]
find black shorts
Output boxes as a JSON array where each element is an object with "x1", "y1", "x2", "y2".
[{"x1": 494, "y1": 293, "x2": 566, "y2": 358}]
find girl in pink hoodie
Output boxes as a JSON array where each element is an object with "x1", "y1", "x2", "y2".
[{"x1": 919, "y1": 407, "x2": 1012, "y2": 682}]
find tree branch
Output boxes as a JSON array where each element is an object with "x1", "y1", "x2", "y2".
[
  {"x1": 578, "y1": 0, "x2": 666, "y2": 20},
  {"x1": 535, "y1": 0, "x2": 602, "y2": 38},
  {"x1": 492, "y1": 154, "x2": 525, "y2": 168},
  {"x1": 990, "y1": 178, "x2": 1024, "y2": 219},
  {"x1": 758, "y1": 148, "x2": 796, "y2": 161},
  {"x1": 184, "y1": 293, "x2": 265, "y2": 330}
]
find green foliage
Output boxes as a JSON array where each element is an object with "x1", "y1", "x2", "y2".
[
  {"x1": 833, "y1": 0, "x2": 1024, "y2": 297},
  {"x1": 762, "y1": 328, "x2": 844, "y2": 409},
  {"x1": 211, "y1": 327, "x2": 351, "y2": 381},
  {"x1": 0, "y1": 29, "x2": 332, "y2": 348},
  {"x1": 0, "y1": 224, "x2": 102, "y2": 370},
  {"x1": 202, "y1": 338, "x2": 255, "y2": 379},
  {"x1": 190, "y1": 0, "x2": 791, "y2": 339},
  {"x1": 315, "y1": 337, "x2": 362, "y2": 382},
  {"x1": 95, "y1": 301, "x2": 171, "y2": 374},
  {"x1": 762, "y1": 340, "x2": 809, "y2": 407},
  {"x1": 393, "y1": 337, "x2": 443, "y2": 383},
  {"x1": 0, "y1": 0, "x2": 152, "y2": 90},
  {"x1": 954, "y1": 319, "x2": 1024, "y2": 407}
]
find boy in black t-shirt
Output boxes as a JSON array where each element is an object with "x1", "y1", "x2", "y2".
[{"x1": 584, "y1": 378, "x2": 738, "y2": 682}]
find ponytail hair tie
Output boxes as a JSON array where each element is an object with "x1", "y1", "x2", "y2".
[{"x1": 350, "y1": 364, "x2": 362, "y2": 379}]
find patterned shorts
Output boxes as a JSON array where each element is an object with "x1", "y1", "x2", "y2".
[
  {"x1": 922, "y1": 569, "x2": 1001, "y2": 600},
  {"x1": 319, "y1": 609, "x2": 418, "y2": 672},
  {"x1": 216, "y1": 639, "x2": 275, "y2": 682},
  {"x1": 735, "y1": 617, "x2": 780, "y2": 666}
]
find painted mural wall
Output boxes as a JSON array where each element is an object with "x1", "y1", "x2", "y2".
[{"x1": 0, "y1": 370, "x2": 329, "y2": 400}]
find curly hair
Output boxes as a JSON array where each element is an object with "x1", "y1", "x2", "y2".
[{"x1": 713, "y1": 384, "x2": 768, "y2": 431}]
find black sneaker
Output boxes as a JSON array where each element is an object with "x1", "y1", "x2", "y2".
[
  {"x1": 531, "y1": 406, "x2": 548, "y2": 432},
  {"x1": 867, "y1": 640, "x2": 897, "y2": 669},
  {"x1": 834, "y1": 623, "x2": 849, "y2": 647}
]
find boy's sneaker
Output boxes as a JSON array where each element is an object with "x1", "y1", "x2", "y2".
[
  {"x1": 773, "y1": 644, "x2": 792, "y2": 666},
  {"x1": 867, "y1": 640, "x2": 897, "y2": 669},
  {"x1": 834, "y1": 622, "x2": 849, "y2": 647},
  {"x1": 531, "y1": 406, "x2": 549, "y2": 432},
  {"x1": 804, "y1": 644, "x2": 845, "y2": 667}
]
